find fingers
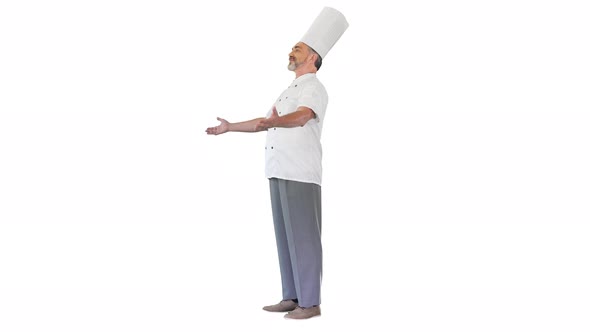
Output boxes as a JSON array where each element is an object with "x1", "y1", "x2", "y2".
[
  {"x1": 206, "y1": 117, "x2": 226, "y2": 135},
  {"x1": 255, "y1": 119, "x2": 268, "y2": 131},
  {"x1": 205, "y1": 126, "x2": 220, "y2": 135}
]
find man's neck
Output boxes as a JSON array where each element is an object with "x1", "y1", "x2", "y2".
[{"x1": 294, "y1": 67, "x2": 317, "y2": 78}]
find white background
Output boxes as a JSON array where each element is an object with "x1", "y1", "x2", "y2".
[{"x1": 1, "y1": 0, "x2": 589, "y2": 331}]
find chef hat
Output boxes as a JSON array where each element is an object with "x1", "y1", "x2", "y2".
[{"x1": 300, "y1": 7, "x2": 349, "y2": 59}]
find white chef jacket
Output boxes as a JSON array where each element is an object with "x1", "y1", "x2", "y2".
[{"x1": 265, "y1": 73, "x2": 328, "y2": 186}]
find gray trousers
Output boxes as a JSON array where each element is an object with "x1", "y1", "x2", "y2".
[{"x1": 269, "y1": 178, "x2": 322, "y2": 308}]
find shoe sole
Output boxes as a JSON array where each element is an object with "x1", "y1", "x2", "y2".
[{"x1": 284, "y1": 313, "x2": 321, "y2": 320}]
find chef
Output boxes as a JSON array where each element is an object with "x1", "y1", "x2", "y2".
[{"x1": 205, "y1": 7, "x2": 348, "y2": 320}]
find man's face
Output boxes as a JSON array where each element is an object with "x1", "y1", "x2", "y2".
[{"x1": 288, "y1": 42, "x2": 311, "y2": 71}]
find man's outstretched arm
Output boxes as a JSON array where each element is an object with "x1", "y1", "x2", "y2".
[
  {"x1": 205, "y1": 117, "x2": 267, "y2": 135},
  {"x1": 255, "y1": 106, "x2": 315, "y2": 131}
]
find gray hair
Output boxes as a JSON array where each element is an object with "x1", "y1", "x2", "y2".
[{"x1": 308, "y1": 46, "x2": 323, "y2": 70}]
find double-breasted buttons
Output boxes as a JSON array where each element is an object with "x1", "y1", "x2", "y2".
[{"x1": 265, "y1": 74, "x2": 324, "y2": 184}]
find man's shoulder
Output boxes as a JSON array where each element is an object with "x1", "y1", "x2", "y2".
[{"x1": 300, "y1": 76, "x2": 327, "y2": 94}]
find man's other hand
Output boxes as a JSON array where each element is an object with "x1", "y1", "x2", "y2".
[{"x1": 256, "y1": 107, "x2": 279, "y2": 131}]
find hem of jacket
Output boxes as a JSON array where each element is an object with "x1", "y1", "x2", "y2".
[{"x1": 266, "y1": 175, "x2": 322, "y2": 187}]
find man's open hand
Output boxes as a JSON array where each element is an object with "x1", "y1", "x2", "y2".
[{"x1": 205, "y1": 117, "x2": 230, "y2": 135}]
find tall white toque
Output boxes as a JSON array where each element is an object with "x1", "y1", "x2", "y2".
[{"x1": 300, "y1": 7, "x2": 349, "y2": 59}]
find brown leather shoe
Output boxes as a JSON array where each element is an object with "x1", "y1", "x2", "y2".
[
  {"x1": 262, "y1": 300, "x2": 298, "y2": 312},
  {"x1": 284, "y1": 306, "x2": 321, "y2": 319}
]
